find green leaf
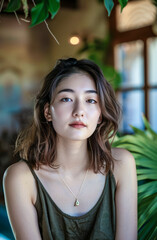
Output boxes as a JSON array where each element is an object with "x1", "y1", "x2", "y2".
[
  {"x1": 148, "y1": 227, "x2": 157, "y2": 239},
  {"x1": 118, "y1": 0, "x2": 128, "y2": 11},
  {"x1": 138, "y1": 214, "x2": 157, "y2": 240},
  {"x1": 137, "y1": 174, "x2": 157, "y2": 181},
  {"x1": 137, "y1": 169, "x2": 157, "y2": 175},
  {"x1": 104, "y1": 0, "x2": 114, "y2": 16},
  {"x1": 30, "y1": 2, "x2": 49, "y2": 27},
  {"x1": 48, "y1": 0, "x2": 60, "y2": 19},
  {"x1": 5, "y1": 0, "x2": 21, "y2": 12},
  {"x1": 138, "y1": 182, "x2": 157, "y2": 194},
  {"x1": 142, "y1": 114, "x2": 157, "y2": 138},
  {"x1": 138, "y1": 185, "x2": 157, "y2": 200},
  {"x1": 130, "y1": 125, "x2": 145, "y2": 135},
  {"x1": 135, "y1": 158, "x2": 157, "y2": 168},
  {"x1": 138, "y1": 196, "x2": 157, "y2": 229}
]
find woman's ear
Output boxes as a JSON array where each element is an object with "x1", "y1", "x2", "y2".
[
  {"x1": 98, "y1": 115, "x2": 102, "y2": 124},
  {"x1": 44, "y1": 103, "x2": 52, "y2": 122}
]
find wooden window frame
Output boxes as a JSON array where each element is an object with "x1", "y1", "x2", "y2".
[{"x1": 109, "y1": 0, "x2": 157, "y2": 123}]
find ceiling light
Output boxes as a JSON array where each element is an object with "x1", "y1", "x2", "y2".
[{"x1": 69, "y1": 36, "x2": 80, "y2": 45}]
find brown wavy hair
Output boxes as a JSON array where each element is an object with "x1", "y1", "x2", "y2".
[{"x1": 15, "y1": 58, "x2": 121, "y2": 173}]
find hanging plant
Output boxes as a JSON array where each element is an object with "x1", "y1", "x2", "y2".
[
  {"x1": 2, "y1": 0, "x2": 157, "y2": 27},
  {"x1": 3, "y1": 0, "x2": 123, "y2": 25},
  {"x1": 4, "y1": 0, "x2": 60, "y2": 27},
  {"x1": 2, "y1": 0, "x2": 157, "y2": 44}
]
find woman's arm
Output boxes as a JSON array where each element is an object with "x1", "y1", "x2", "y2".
[
  {"x1": 3, "y1": 162, "x2": 42, "y2": 240},
  {"x1": 112, "y1": 148, "x2": 137, "y2": 240}
]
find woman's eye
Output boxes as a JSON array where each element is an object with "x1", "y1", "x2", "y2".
[
  {"x1": 61, "y1": 98, "x2": 72, "y2": 102},
  {"x1": 87, "y1": 99, "x2": 97, "y2": 104}
]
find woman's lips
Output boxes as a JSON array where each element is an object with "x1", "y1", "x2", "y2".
[
  {"x1": 70, "y1": 124, "x2": 86, "y2": 129},
  {"x1": 69, "y1": 122, "x2": 87, "y2": 129}
]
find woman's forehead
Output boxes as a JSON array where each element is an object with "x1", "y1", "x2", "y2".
[{"x1": 56, "y1": 72, "x2": 96, "y2": 90}]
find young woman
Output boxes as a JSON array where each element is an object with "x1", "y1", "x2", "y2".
[{"x1": 3, "y1": 58, "x2": 137, "y2": 240}]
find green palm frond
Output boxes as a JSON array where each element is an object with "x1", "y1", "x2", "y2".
[{"x1": 113, "y1": 115, "x2": 157, "y2": 239}]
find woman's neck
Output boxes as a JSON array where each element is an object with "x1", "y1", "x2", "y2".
[{"x1": 55, "y1": 138, "x2": 89, "y2": 176}]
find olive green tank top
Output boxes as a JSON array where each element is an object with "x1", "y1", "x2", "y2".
[{"x1": 22, "y1": 159, "x2": 116, "y2": 240}]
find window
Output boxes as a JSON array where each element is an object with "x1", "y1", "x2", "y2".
[{"x1": 109, "y1": 0, "x2": 157, "y2": 133}]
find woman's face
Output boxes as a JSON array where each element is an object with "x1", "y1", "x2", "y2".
[{"x1": 47, "y1": 73, "x2": 101, "y2": 141}]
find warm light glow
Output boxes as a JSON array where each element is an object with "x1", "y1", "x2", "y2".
[{"x1": 69, "y1": 36, "x2": 80, "y2": 45}]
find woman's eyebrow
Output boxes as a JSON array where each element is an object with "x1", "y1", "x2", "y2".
[{"x1": 57, "y1": 89, "x2": 97, "y2": 94}]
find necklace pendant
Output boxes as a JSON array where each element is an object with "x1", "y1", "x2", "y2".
[{"x1": 74, "y1": 199, "x2": 79, "y2": 206}]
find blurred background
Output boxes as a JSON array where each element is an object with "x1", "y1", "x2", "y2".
[{"x1": 0, "y1": 0, "x2": 157, "y2": 239}]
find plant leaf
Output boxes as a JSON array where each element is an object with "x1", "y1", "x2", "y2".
[
  {"x1": 5, "y1": 0, "x2": 21, "y2": 12},
  {"x1": 138, "y1": 212, "x2": 157, "y2": 240},
  {"x1": 137, "y1": 169, "x2": 157, "y2": 175},
  {"x1": 138, "y1": 196, "x2": 157, "y2": 229},
  {"x1": 30, "y1": 2, "x2": 49, "y2": 27},
  {"x1": 138, "y1": 181, "x2": 157, "y2": 193},
  {"x1": 138, "y1": 184, "x2": 157, "y2": 199},
  {"x1": 48, "y1": 0, "x2": 60, "y2": 19},
  {"x1": 148, "y1": 227, "x2": 157, "y2": 239},
  {"x1": 118, "y1": 0, "x2": 128, "y2": 11},
  {"x1": 135, "y1": 157, "x2": 157, "y2": 168},
  {"x1": 137, "y1": 174, "x2": 157, "y2": 181},
  {"x1": 142, "y1": 114, "x2": 157, "y2": 138},
  {"x1": 104, "y1": 0, "x2": 114, "y2": 16},
  {"x1": 130, "y1": 125, "x2": 146, "y2": 136}
]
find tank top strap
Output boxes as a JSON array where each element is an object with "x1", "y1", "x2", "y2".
[{"x1": 21, "y1": 159, "x2": 39, "y2": 182}]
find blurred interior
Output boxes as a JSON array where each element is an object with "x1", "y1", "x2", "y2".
[{"x1": 0, "y1": 0, "x2": 157, "y2": 239}]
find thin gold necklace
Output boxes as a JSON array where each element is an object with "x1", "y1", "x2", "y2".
[{"x1": 57, "y1": 168, "x2": 89, "y2": 207}]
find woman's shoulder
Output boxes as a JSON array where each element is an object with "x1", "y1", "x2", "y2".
[
  {"x1": 111, "y1": 147, "x2": 135, "y2": 162},
  {"x1": 3, "y1": 160, "x2": 36, "y2": 203},
  {"x1": 3, "y1": 160, "x2": 31, "y2": 181},
  {"x1": 111, "y1": 147, "x2": 136, "y2": 185}
]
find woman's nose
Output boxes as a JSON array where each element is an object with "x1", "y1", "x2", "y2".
[{"x1": 72, "y1": 101, "x2": 84, "y2": 118}]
